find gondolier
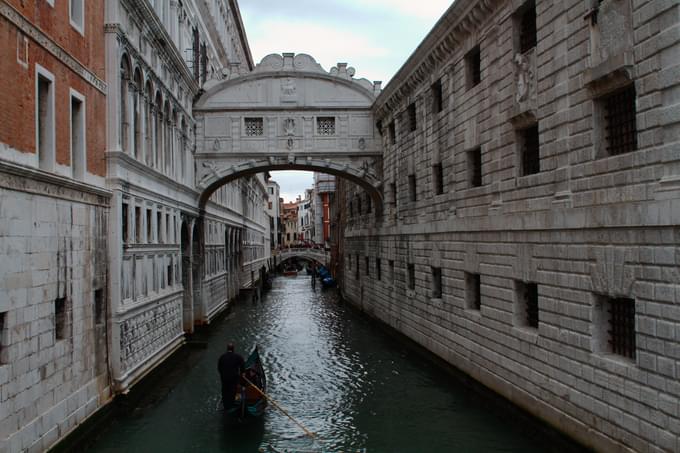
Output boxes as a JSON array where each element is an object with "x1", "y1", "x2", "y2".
[{"x1": 217, "y1": 343, "x2": 245, "y2": 409}]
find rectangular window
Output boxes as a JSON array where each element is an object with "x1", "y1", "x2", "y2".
[
  {"x1": 595, "y1": 296, "x2": 636, "y2": 359},
  {"x1": 167, "y1": 256, "x2": 174, "y2": 287},
  {"x1": 389, "y1": 260, "x2": 395, "y2": 282},
  {"x1": 317, "y1": 117, "x2": 336, "y2": 135},
  {"x1": 146, "y1": 209, "x2": 152, "y2": 243},
  {"x1": 391, "y1": 182, "x2": 397, "y2": 206},
  {"x1": 355, "y1": 254, "x2": 360, "y2": 279},
  {"x1": 70, "y1": 92, "x2": 85, "y2": 180},
  {"x1": 69, "y1": 0, "x2": 84, "y2": 34},
  {"x1": 36, "y1": 69, "x2": 55, "y2": 171},
  {"x1": 407, "y1": 103, "x2": 417, "y2": 132},
  {"x1": 157, "y1": 212, "x2": 162, "y2": 243},
  {"x1": 122, "y1": 203, "x2": 129, "y2": 243},
  {"x1": 431, "y1": 79, "x2": 443, "y2": 114},
  {"x1": 245, "y1": 117, "x2": 264, "y2": 136},
  {"x1": 94, "y1": 289, "x2": 105, "y2": 326},
  {"x1": 389, "y1": 121, "x2": 396, "y2": 145},
  {"x1": 516, "y1": 281, "x2": 539, "y2": 328},
  {"x1": 0, "y1": 311, "x2": 7, "y2": 365},
  {"x1": 135, "y1": 206, "x2": 142, "y2": 243},
  {"x1": 365, "y1": 257, "x2": 370, "y2": 277},
  {"x1": 602, "y1": 85, "x2": 637, "y2": 156},
  {"x1": 432, "y1": 267, "x2": 442, "y2": 298},
  {"x1": 54, "y1": 297, "x2": 68, "y2": 340},
  {"x1": 520, "y1": 124, "x2": 540, "y2": 176},
  {"x1": 467, "y1": 148, "x2": 482, "y2": 187},
  {"x1": 518, "y1": 0, "x2": 537, "y2": 54},
  {"x1": 366, "y1": 195, "x2": 372, "y2": 214},
  {"x1": 407, "y1": 264, "x2": 416, "y2": 290},
  {"x1": 408, "y1": 174, "x2": 416, "y2": 202},
  {"x1": 166, "y1": 213, "x2": 171, "y2": 243},
  {"x1": 466, "y1": 272, "x2": 481, "y2": 310},
  {"x1": 376, "y1": 258, "x2": 381, "y2": 281},
  {"x1": 357, "y1": 196, "x2": 362, "y2": 215},
  {"x1": 433, "y1": 163, "x2": 444, "y2": 195},
  {"x1": 466, "y1": 46, "x2": 481, "y2": 88}
]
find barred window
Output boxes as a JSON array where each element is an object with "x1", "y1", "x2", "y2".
[
  {"x1": 468, "y1": 148, "x2": 482, "y2": 187},
  {"x1": 596, "y1": 296, "x2": 636, "y2": 359},
  {"x1": 431, "y1": 79, "x2": 443, "y2": 114},
  {"x1": 466, "y1": 272, "x2": 481, "y2": 310},
  {"x1": 602, "y1": 85, "x2": 637, "y2": 156},
  {"x1": 516, "y1": 281, "x2": 538, "y2": 328},
  {"x1": 389, "y1": 121, "x2": 396, "y2": 144},
  {"x1": 407, "y1": 103, "x2": 417, "y2": 132},
  {"x1": 245, "y1": 117, "x2": 263, "y2": 136},
  {"x1": 466, "y1": 46, "x2": 481, "y2": 88},
  {"x1": 432, "y1": 267, "x2": 442, "y2": 298},
  {"x1": 520, "y1": 124, "x2": 540, "y2": 176},
  {"x1": 518, "y1": 0, "x2": 537, "y2": 54},
  {"x1": 317, "y1": 117, "x2": 335, "y2": 135},
  {"x1": 408, "y1": 174, "x2": 416, "y2": 202},
  {"x1": 55, "y1": 297, "x2": 69, "y2": 340},
  {"x1": 433, "y1": 163, "x2": 444, "y2": 195},
  {"x1": 408, "y1": 264, "x2": 416, "y2": 290}
]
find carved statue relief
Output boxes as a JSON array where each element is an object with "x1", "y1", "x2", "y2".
[
  {"x1": 281, "y1": 78, "x2": 297, "y2": 102},
  {"x1": 283, "y1": 118, "x2": 295, "y2": 136},
  {"x1": 513, "y1": 53, "x2": 533, "y2": 103}
]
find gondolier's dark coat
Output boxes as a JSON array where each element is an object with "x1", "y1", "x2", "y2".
[{"x1": 218, "y1": 351, "x2": 245, "y2": 407}]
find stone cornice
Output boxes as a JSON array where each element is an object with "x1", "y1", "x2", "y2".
[
  {"x1": 373, "y1": 0, "x2": 498, "y2": 119},
  {"x1": 0, "y1": 1, "x2": 107, "y2": 94},
  {"x1": 119, "y1": 0, "x2": 200, "y2": 96}
]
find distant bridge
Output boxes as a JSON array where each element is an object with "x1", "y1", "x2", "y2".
[{"x1": 277, "y1": 248, "x2": 329, "y2": 265}]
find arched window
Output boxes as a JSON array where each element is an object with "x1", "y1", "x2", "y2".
[
  {"x1": 120, "y1": 57, "x2": 131, "y2": 152},
  {"x1": 180, "y1": 118, "x2": 188, "y2": 181},
  {"x1": 155, "y1": 92, "x2": 163, "y2": 170},
  {"x1": 132, "y1": 68, "x2": 143, "y2": 159},
  {"x1": 144, "y1": 80, "x2": 154, "y2": 166},
  {"x1": 164, "y1": 101, "x2": 172, "y2": 175}
]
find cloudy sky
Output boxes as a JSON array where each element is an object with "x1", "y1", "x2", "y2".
[{"x1": 239, "y1": 0, "x2": 452, "y2": 202}]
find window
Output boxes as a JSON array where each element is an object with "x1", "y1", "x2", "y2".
[
  {"x1": 36, "y1": 66, "x2": 55, "y2": 171},
  {"x1": 408, "y1": 174, "x2": 416, "y2": 202},
  {"x1": 407, "y1": 103, "x2": 417, "y2": 132},
  {"x1": 376, "y1": 258, "x2": 381, "y2": 281},
  {"x1": 70, "y1": 91, "x2": 85, "y2": 180},
  {"x1": 168, "y1": 256, "x2": 174, "y2": 287},
  {"x1": 166, "y1": 213, "x2": 171, "y2": 242},
  {"x1": 366, "y1": 195, "x2": 372, "y2": 214},
  {"x1": 157, "y1": 212, "x2": 162, "y2": 243},
  {"x1": 122, "y1": 203, "x2": 129, "y2": 243},
  {"x1": 365, "y1": 257, "x2": 370, "y2": 277},
  {"x1": 135, "y1": 206, "x2": 142, "y2": 243},
  {"x1": 594, "y1": 296, "x2": 636, "y2": 359},
  {"x1": 391, "y1": 182, "x2": 397, "y2": 206},
  {"x1": 0, "y1": 311, "x2": 7, "y2": 365},
  {"x1": 69, "y1": 0, "x2": 84, "y2": 34},
  {"x1": 467, "y1": 148, "x2": 482, "y2": 187},
  {"x1": 146, "y1": 209, "x2": 152, "y2": 242},
  {"x1": 407, "y1": 264, "x2": 416, "y2": 290},
  {"x1": 389, "y1": 260, "x2": 395, "y2": 282},
  {"x1": 355, "y1": 254, "x2": 360, "y2": 279},
  {"x1": 601, "y1": 85, "x2": 637, "y2": 156},
  {"x1": 245, "y1": 117, "x2": 264, "y2": 136},
  {"x1": 94, "y1": 289, "x2": 105, "y2": 326},
  {"x1": 431, "y1": 79, "x2": 443, "y2": 114},
  {"x1": 515, "y1": 281, "x2": 538, "y2": 328},
  {"x1": 389, "y1": 121, "x2": 396, "y2": 145},
  {"x1": 432, "y1": 267, "x2": 442, "y2": 298},
  {"x1": 54, "y1": 297, "x2": 69, "y2": 340},
  {"x1": 357, "y1": 196, "x2": 362, "y2": 215},
  {"x1": 317, "y1": 117, "x2": 335, "y2": 135},
  {"x1": 518, "y1": 0, "x2": 537, "y2": 54},
  {"x1": 466, "y1": 272, "x2": 481, "y2": 310},
  {"x1": 466, "y1": 46, "x2": 481, "y2": 88},
  {"x1": 433, "y1": 163, "x2": 444, "y2": 195},
  {"x1": 519, "y1": 124, "x2": 540, "y2": 176},
  {"x1": 192, "y1": 28, "x2": 200, "y2": 81}
]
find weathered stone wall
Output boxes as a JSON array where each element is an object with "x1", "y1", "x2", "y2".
[
  {"x1": 0, "y1": 167, "x2": 110, "y2": 452},
  {"x1": 343, "y1": 0, "x2": 680, "y2": 451}
]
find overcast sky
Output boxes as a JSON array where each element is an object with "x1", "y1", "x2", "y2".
[{"x1": 239, "y1": 0, "x2": 452, "y2": 202}]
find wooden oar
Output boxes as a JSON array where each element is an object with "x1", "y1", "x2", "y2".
[{"x1": 242, "y1": 375, "x2": 320, "y2": 442}]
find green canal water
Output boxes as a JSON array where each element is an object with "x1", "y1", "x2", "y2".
[{"x1": 85, "y1": 275, "x2": 586, "y2": 453}]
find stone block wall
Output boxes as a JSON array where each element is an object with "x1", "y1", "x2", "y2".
[
  {"x1": 344, "y1": 0, "x2": 680, "y2": 451},
  {"x1": 0, "y1": 171, "x2": 110, "y2": 452}
]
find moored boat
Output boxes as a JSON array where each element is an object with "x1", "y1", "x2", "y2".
[{"x1": 225, "y1": 346, "x2": 267, "y2": 420}]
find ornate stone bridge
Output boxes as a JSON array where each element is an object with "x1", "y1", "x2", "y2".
[
  {"x1": 193, "y1": 53, "x2": 384, "y2": 209},
  {"x1": 276, "y1": 247, "x2": 329, "y2": 266}
]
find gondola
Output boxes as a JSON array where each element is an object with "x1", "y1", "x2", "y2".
[{"x1": 225, "y1": 346, "x2": 267, "y2": 420}]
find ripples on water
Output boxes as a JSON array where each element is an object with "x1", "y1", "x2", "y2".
[{"x1": 87, "y1": 276, "x2": 585, "y2": 453}]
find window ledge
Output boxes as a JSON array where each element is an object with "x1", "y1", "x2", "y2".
[{"x1": 584, "y1": 51, "x2": 634, "y2": 97}]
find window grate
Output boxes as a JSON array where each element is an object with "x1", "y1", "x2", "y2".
[
  {"x1": 245, "y1": 117, "x2": 263, "y2": 136},
  {"x1": 407, "y1": 103, "x2": 417, "y2": 132},
  {"x1": 389, "y1": 122, "x2": 396, "y2": 145},
  {"x1": 468, "y1": 148, "x2": 482, "y2": 187},
  {"x1": 467, "y1": 47, "x2": 481, "y2": 87},
  {"x1": 317, "y1": 117, "x2": 335, "y2": 135},
  {"x1": 519, "y1": 1, "x2": 537, "y2": 53},
  {"x1": 604, "y1": 86, "x2": 637, "y2": 156},
  {"x1": 525, "y1": 282, "x2": 539, "y2": 328},
  {"x1": 408, "y1": 264, "x2": 415, "y2": 290},
  {"x1": 408, "y1": 174, "x2": 416, "y2": 202},
  {"x1": 432, "y1": 267, "x2": 442, "y2": 298},
  {"x1": 522, "y1": 124, "x2": 540, "y2": 175},
  {"x1": 431, "y1": 80, "x2": 443, "y2": 114},
  {"x1": 608, "y1": 298, "x2": 636, "y2": 359},
  {"x1": 55, "y1": 297, "x2": 68, "y2": 340},
  {"x1": 466, "y1": 272, "x2": 481, "y2": 310},
  {"x1": 433, "y1": 163, "x2": 444, "y2": 195}
]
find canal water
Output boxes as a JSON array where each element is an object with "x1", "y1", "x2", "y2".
[{"x1": 86, "y1": 275, "x2": 585, "y2": 453}]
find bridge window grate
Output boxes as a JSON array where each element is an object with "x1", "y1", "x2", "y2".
[
  {"x1": 607, "y1": 297, "x2": 636, "y2": 359},
  {"x1": 603, "y1": 85, "x2": 637, "y2": 156},
  {"x1": 245, "y1": 117, "x2": 263, "y2": 136},
  {"x1": 317, "y1": 117, "x2": 336, "y2": 136}
]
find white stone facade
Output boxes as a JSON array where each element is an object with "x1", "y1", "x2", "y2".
[{"x1": 342, "y1": 0, "x2": 680, "y2": 451}]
